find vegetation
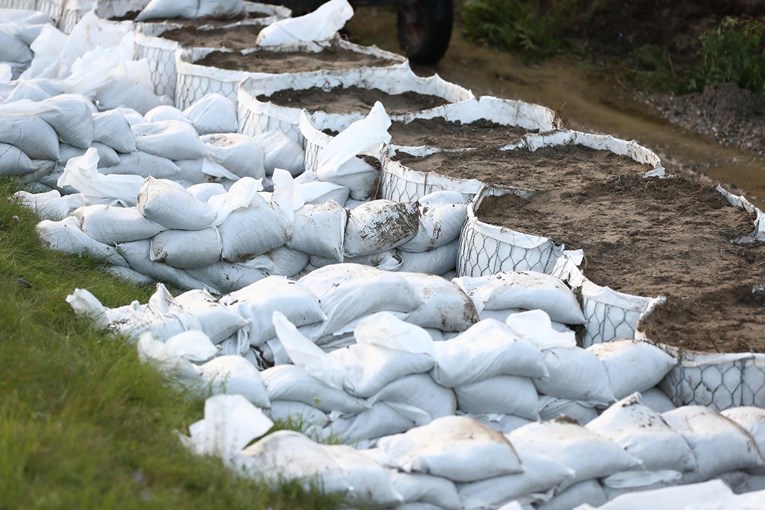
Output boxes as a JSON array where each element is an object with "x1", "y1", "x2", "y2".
[
  {"x1": 0, "y1": 179, "x2": 341, "y2": 509},
  {"x1": 689, "y1": 17, "x2": 765, "y2": 93}
]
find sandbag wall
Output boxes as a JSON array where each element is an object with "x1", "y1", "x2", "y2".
[{"x1": 2, "y1": 3, "x2": 765, "y2": 509}]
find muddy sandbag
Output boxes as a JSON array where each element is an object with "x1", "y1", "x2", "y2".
[
  {"x1": 344, "y1": 200, "x2": 419, "y2": 258},
  {"x1": 0, "y1": 115, "x2": 59, "y2": 161},
  {"x1": 132, "y1": 120, "x2": 207, "y2": 161},
  {"x1": 117, "y1": 240, "x2": 212, "y2": 292},
  {"x1": 509, "y1": 419, "x2": 643, "y2": 489},
  {"x1": 587, "y1": 393, "x2": 697, "y2": 488},
  {"x1": 37, "y1": 216, "x2": 128, "y2": 266},
  {"x1": 150, "y1": 228, "x2": 222, "y2": 269},
  {"x1": 662, "y1": 406, "x2": 765, "y2": 482},
  {"x1": 400, "y1": 272, "x2": 478, "y2": 332},
  {"x1": 400, "y1": 191, "x2": 470, "y2": 253},
  {"x1": 287, "y1": 200, "x2": 347, "y2": 261},
  {"x1": 455, "y1": 375, "x2": 539, "y2": 421},
  {"x1": 534, "y1": 347, "x2": 615, "y2": 407},
  {"x1": 102, "y1": 151, "x2": 181, "y2": 179},
  {"x1": 221, "y1": 276, "x2": 326, "y2": 347},
  {"x1": 92, "y1": 110, "x2": 137, "y2": 153},
  {"x1": 184, "y1": 93, "x2": 238, "y2": 135},
  {"x1": 137, "y1": 177, "x2": 216, "y2": 230},
  {"x1": 253, "y1": 130, "x2": 304, "y2": 176},
  {"x1": 587, "y1": 340, "x2": 677, "y2": 400},
  {"x1": 76, "y1": 204, "x2": 167, "y2": 244},
  {"x1": 431, "y1": 319, "x2": 548, "y2": 387},
  {"x1": 261, "y1": 364, "x2": 366, "y2": 414},
  {"x1": 0, "y1": 142, "x2": 36, "y2": 176},
  {"x1": 720, "y1": 407, "x2": 765, "y2": 470},
  {"x1": 378, "y1": 415, "x2": 523, "y2": 482},
  {"x1": 201, "y1": 133, "x2": 265, "y2": 180}
]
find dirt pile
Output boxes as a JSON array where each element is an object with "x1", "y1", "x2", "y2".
[{"x1": 390, "y1": 118, "x2": 533, "y2": 149}]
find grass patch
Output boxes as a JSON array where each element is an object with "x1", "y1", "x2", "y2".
[{"x1": 0, "y1": 179, "x2": 341, "y2": 509}]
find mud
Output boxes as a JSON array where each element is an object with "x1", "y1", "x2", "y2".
[
  {"x1": 256, "y1": 86, "x2": 449, "y2": 115},
  {"x1": 194, "y1": 45, "x2": 396, "y2": 73},
  {"x1": 162, "y1": 23, "x2": 267, "y2": 50},
  {"x1": 390, "y1": 118, "x2": 533, "y2": 149}
]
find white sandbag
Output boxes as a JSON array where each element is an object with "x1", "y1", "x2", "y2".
[
  {"x1": 400, "y1": 191, "x2": 469, "y2": 252},
  {"x1": 534, "y1": 347, "x2": 615, "y2": 407},
  {"x1": 267, "y1": 400, "x2": 329, "y2": 433},
  {"x1": 587, "y1": 393, "x2": 697, "y2": 487},
  {"x1": 37, "y1": 95, "x2": 94, "y2": 149},
  {"x1": 256, "y1": 0, "x2": 353, "y2": 46},
  {"x1": 262, "y1": 364, "x2": 366, "y2": 414},
  {"x1": 508, "y1": 419, "x2": 642, "y2": 489},
  {"x1": 310, "y1": 249, "x2": 402, "y2": 271},
  {"x1": 471, "y1": 414, "x2": 533, "y2": 434},
  {"x1": 537, "y1": 396, "x2": 599, "y2": 424},
  {"x1": 640, "y1": 387, "x2": 677, "y2": 413},
  {"x1": 198, "y1": 355, "x2": 269, "y2": 407},
  {"x1": 431, "y1": 319, "x2": 548, "y2": 387},
  {"x1": 0, "y1": 142, "x2": 37, "y2": 175},
  {"x1": 163, "y1": 330, "x2": 218, "y2": 363},
  {"x1": 286, "y1": 200, "x2": 347, "y2": 261},
  {"x1": 136, "y1": 0, "x2": 245, "y2": 21},
  {"x1": 330, "y1": 342, "x2": 435, "y2": 398},
  {"x1": 328, "y1": 401, "x2": 415, "y2": 443},
  {"x1": 184, "y1": 93, "x2": 238, "y2": 135},
  {"x1": 297, "y1": 264, "x2": 422, "y2": 337},
  {"x1": 378, "y1": 416, "x2": 523, "y2": 482},
  {"x1": 221, "y1": 276, "x2": 326, "y2": 347},
  {"x1": 503, "y1": 310, "x2": 577, "y2": 350},
  {"x1": 144, "y1": 105, "x2": 187, "y2": 124},
  {"x1": 186, "y1": 260, "x2": 268, "y2": 294},
  {"x1": 202, "y1": 133, "x2": 265, "y2": 180},
  {"x1": 536, "y1": 480, "x2": 606, "y2": 510},
  {"x1": 137, "y1": 333, "x2": 203, "y2": 389},
  {"x1": 390, "y1": 472, "x2": 461, "y2": 510},
  {"x1": 106, "y1": 265, "x2": 155, "y2": 285},
  {"x1": 132, "y1": 120, "x2": 207, "y2": 161},
  {"x1": 103, "y1": 151, "x2": 181, "y2": 180},
  {"x1": 218, "y1": 199, "x2": 292, "y2": 262},
  {"x1": 92, "y1": 110, "x2": 137, "y2": 153},
  {"x1": 188, "y1": 182, "x2": 227, "y2": 203},
  {"x1": 253, "y1": 130, "x2": 303, "y2": 176},
  {"x1": 344, "y1": 200, "x2": 419, "y2": 257},
  {"x1": 137, "y1": 177, "x2": 216, "y2": 230},
  {"x1": 95, "y1": 78, "x2": 170, "y2": 116},
  {"x1": 398, "y1": 239, "x2": 459, "y2": 274},
  {"x1": 662, "y1": 406, "x2": 765, "y2": 481},
  {"x1": 400, "y1": 272, "x2": 478, "y2": 332},
  {"x1": 14, "y1": 190, "x2": 85, "y2": 222},
  {"x1": 174, "y1": 289, "x2": 247, "y2": 343},
  {"x1": 721, "y1": 407, "x2": 765, "y2": 470},
  {"x1": 242, "y1": 246, "x2": 309, "y2": 278},
  {"x1": 454, "y1": 271, "x2": 586, "y2": 325},
  {"x1": 150, "y1": 228, "x2": 222, "y2": 269},
  {"x1": 296, "y1": 180, "x2": 350, "y2": 206},
  {"x1": 455, "y1": 376, "x2": 539, "y2": 421},
  {"x1": 75, "y1": 204, "x2": 167, "y2": 244},
  {"x1": 370, "y1": 374, "x2": 456, "y2": 423},
  {"x1": 117, "y1": 240, "x2": 213, "y2": 292},
  {"x1": 457, "y1": 446, "x2": 575, "y2": 510},
  {"x1": 0, "y1": 114, "x2": 59, "y2": 161},
  {"x1": 36, "y1": 217, "x2": 128, "y2": 266},
  {"x1": 58, "y1": 149, "x2": 143, "y2": 206},
  {"x1": 587, "y1": 340, "x2": 677, "y2": 400},
  {"x1": 59, "y1": 142, "x2": 120, "y2": 168},
  {"x1": 0, "y1": 31, "x2": 32, "y2": 64}
]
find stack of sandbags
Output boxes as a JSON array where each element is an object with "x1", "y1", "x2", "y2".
[{"x1": 0, "y1": 9, "x2": 52, "y2": 79}]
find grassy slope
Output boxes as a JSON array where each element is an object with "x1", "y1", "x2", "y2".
[{"x1": 0, "y1": 179, "x2": 339, "y2": 509}]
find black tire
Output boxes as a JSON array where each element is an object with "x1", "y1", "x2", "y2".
[{"x1": 396, "y1": 0, "x2": 453, "y2": 65}]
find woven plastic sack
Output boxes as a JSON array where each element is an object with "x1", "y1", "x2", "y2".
[
  {"x1": 132, "y1": 120, "x2": 207, "y2": 161},
  {"x1": 534, "y1": 347, "x2": 615, "y2": 407},
  {"x1": 137, "y1": 177, "x2": 216, "y2": 230},
  {"x1": 286, "y1": 200, "x2": 347, "y2": 261},
  {"x1": 455, "y1": 375, "x2": 539, "y2": 420},
  {"x1": 261, "y1": 364, "x2": 366, "y2": 414},
  {"x1": 150, "y1": 228, "x2": 222, "y2": 269},
  {"x1": 198, "y1": 355, "x2": 269, "y2": 407},
  {"x1": 344, "y1": 200, "x2": 419, "y2": 257},
  {"x1": 184, "y1": 93, "x2": 238, "y2": 135},
  {"x1": 253, "y1": 130, "x2": 303, "y2": 176},
  {"x1": 75, "y1": 204, "x2": 167, "y2": 245},
  {"x1": 0, "y1": 114, "x2": 59, "y2": 160},
  {"x1": 255, "y1": 0, "x2": 352, "y2": 47},
  {"x1": 136, "y1": 0, "x2": 244, "y2": 21},
  {"x1": 58, "y1": 148, "x2": 143, "y2": 206},
  {"x1": 401, "y1": 191, "x2": 469, "y2": 252},
  {"x1": 117, "y1": 240, "x2": 212, "y2": 292},
  {"x1": 37, "y1": 216, "x2": 128, "y2": 266},
  {"x1": 103, "y1": 151, "x2": 181, "y2": 180},
  {"x1": 201, "y1": 133, "x2": 265, "y2": 180},
  {"x1": 400, "y1": 272, "x2": 478, "y2": 332},
  {"x1": 398, "y1": 240, "x2": 459, "y2": 274}
]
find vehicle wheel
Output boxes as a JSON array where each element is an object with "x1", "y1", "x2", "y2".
[{"x1": 396, "y1": 0, "x2": 453, "y2": 65}]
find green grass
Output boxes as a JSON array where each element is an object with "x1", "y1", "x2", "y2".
[{"x1": 0, "y1": 179, "x2": 341, "y2": 509}]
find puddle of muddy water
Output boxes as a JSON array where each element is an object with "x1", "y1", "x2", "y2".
[{"x1": 345, "y1": 8, "x2": 765, "y2": 208}]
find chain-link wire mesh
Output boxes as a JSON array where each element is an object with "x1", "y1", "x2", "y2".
[
  {"x1": 237, "y1": 91, "x2": 305, "y2": 142},
  {"x1": 57, "y1": 4, "x2": 89, "y2": 34},
  {"x1": 379, "y1": 163, "x2": 483, "y2": 202},
  {"x1": 175, "y1": 71, "x2": 240, "y2": 111},
  {"x1": 0, "y1": 0, "x2": 36, "y2": 9},
  {"x1": 35, "y1": 0, "x2": 64, "y2": 24},
  {"x1": 659, "y1": 351, "x2": 765, "y2": 411},
  {"x1": 134, "y1": 37, "x2": 178, "y2": 102}
]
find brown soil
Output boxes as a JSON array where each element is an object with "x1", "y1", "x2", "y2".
[
  {"x1": 389, "y1": 118, "x2": 534, "y2": 149},
  {"x1": 476, "y1": 173, "x2": 764, "y2": 353},
  {"x1": 396, "y1": 144, "x2": 652, "y2": 190},
  {"x1": 195, "y1": 45, "x2": 396, "y2": 73},
  {"x1": 162, "y1": 23, "x2": 267, "y2": 50},
  {"x1": 256, "y1": 86, "x2": 449, "y2": 115}
]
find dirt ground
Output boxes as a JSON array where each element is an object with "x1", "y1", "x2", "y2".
[
  {"x1": 195, "y1": 44, "x2": 396, "y2": 73},
  {"x1": 389, "y1": 118, "x2": 534, "y2": 149},
  {"x1": 257, "y1": 86, "x2": 449, "y2": 115},
  {"x1": 162, "y1": 24, "x2": 267, "y2": 50}
]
